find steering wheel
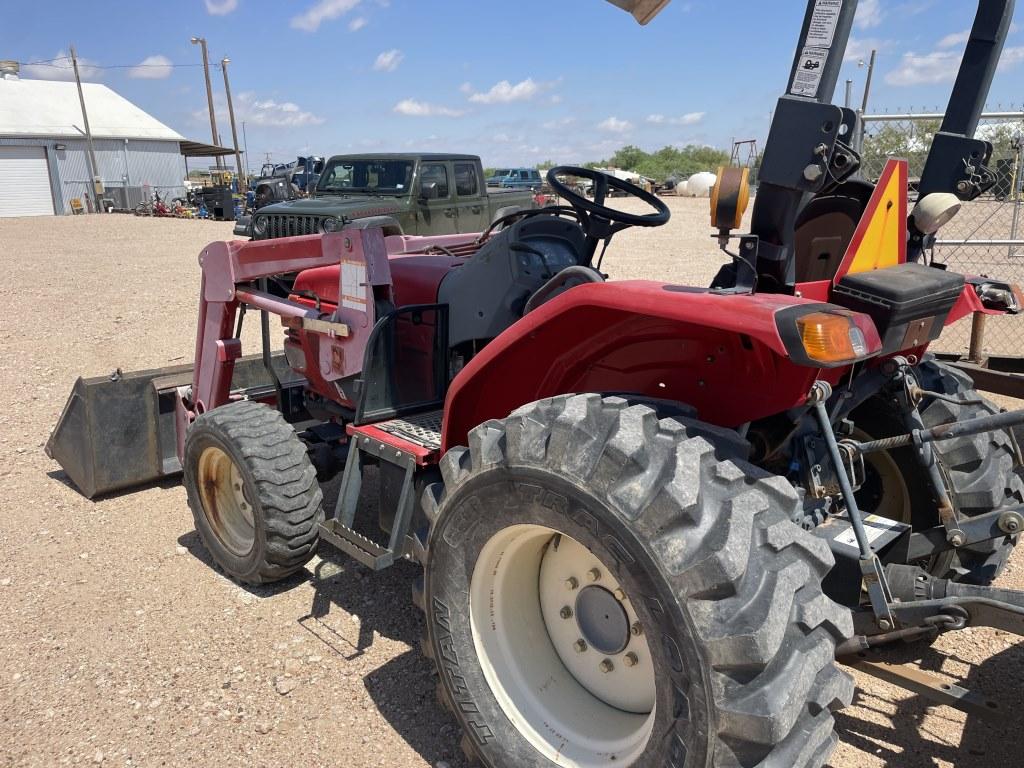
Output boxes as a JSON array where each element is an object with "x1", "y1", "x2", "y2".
[{"x1": 547, "y1": 166, "x2": 670, "y2": 231}]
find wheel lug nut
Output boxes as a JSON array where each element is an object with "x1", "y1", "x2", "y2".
[
  {"x1": 574, "y1": 639, "x2": 588, "y2": 653},
  {"x1": 623, "y1": 652, "x2": 639, "y2": 668},
  {"x1": 565, "y1": 577, "x2": 579, "y2": 591},
  {"x1": 614, "y1": 588, "x2": 627, "y2": 602},
  {"x1": 587, "y1": 568, "x2": 602, "y2": 582},
  {"x1": 599, "y1": 659, "x2": 614, "y2": 673},
  {"x1": 560, "y1": 606, "x2": 573, "y2": 620},
  {"x1": 630, "y1": 622, "x2": 643, "y2": 637}
]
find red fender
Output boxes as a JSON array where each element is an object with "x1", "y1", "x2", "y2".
[{"x1": 440, "y1": 280, "x2": 870, "y2": 451}]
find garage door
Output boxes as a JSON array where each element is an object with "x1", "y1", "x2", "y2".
[{"x1": 0, "y1": 146, "x2": 55, "y2": 217}]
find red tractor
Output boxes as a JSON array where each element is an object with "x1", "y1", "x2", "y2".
[{"x1": 49, "y1": 1, "x2": 1024, "y2": 766}]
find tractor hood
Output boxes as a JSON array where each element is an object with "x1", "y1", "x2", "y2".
[{"x1": 605, "y1": 0, "x2": 670, "y2": 24}]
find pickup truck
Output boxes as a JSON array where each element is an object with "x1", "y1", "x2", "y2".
[
  {"x1": 235, "y1": 153, "x2": 536, "y2": 240},
  {"x1": 486, "y1": 167, "x2": 544, "y2": 189}
]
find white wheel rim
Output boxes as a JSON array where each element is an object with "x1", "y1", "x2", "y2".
[
  {"x1": 854, "y1": 428, "x2": 912, "y2": 523},
  {"x1": 470, "y1": 525, "x2": 655, "y2": 767},
  {"x1": 197, "y1": 446, "x2": 256, "y2": 557}
]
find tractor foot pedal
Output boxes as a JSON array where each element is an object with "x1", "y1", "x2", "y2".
[{"x1": 318, "y1": 519, "x2": 395, "y2": 571}]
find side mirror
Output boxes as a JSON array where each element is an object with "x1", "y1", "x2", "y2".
[{"x1": 420, "y1": 182, "x2": 439, "y2": 201}]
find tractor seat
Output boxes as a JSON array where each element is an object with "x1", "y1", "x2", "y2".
[
  {"x1": 437, "y1": 213, "x2": 589, "y2": 347},
  {"x1": 793, "y1": 181, "x2": 873, "y2": 284}
]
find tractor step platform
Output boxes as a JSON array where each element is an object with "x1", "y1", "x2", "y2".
[
  {"x1": 370, "y1": 411, "x2": 443, "y2": 451},
  {"x1": 347, "y1": 410, "x2": 443, "y2": 466},
  {"x1": 318, "y1": 519, "x2": 395, "y2": 571}
]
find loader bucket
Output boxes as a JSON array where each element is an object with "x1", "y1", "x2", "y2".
[
  {"x1": 46, "y1": 355, "x2": 296, "y2": 499},
  {"x1": 45, "y1": 364, "x2": 191, "y2": 499}
]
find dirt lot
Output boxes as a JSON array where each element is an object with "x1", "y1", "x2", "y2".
[{"x1": 1, "y1": 200, "x2": 1022, "y2": 767}]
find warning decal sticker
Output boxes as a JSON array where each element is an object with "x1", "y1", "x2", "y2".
[
  {"x1": 340, "y1": 260, "x2": 368, "y2": 312},
  {"x1": 791, "y1": 46, "x2": 829, "y2": 97},
  {"x1": 807, "y1": 0, "x2": 842, "y2": 48}
]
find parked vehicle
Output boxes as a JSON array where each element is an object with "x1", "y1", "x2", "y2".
[
  {"x1": 251, "y1": 156, "x2": 325, "y2": 210},
  {"x1": 235, "y1": 153, "x2": 536, "y2": 239},
  {"x1": 46, "y1": 2, "x2": 1024, "y2": 767},
  {"x1": 486, "y1": 167, "x2": 543, "y2": 189}
]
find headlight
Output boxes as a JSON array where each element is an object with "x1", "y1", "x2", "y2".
[
  {"x1": 321, "y1": 216, "x2": 343, "y2": 233},
  {"x1": 252, "y1": 215, "x2": 269, "y2": 237}
]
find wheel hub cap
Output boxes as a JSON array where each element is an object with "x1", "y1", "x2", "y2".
[{"x1": 576, "y1": 586, "x2": 630, "y2": 655}]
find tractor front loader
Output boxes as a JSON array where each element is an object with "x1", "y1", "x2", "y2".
[{"x1": 47, "y1": 1, "x2": 1024, "y2": 766}]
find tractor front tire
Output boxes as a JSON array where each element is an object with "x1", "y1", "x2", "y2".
[
  {"x1": 853, "y1": 357, "x2": 1023, "y2": 585},
  {"x1": 184, "y1": 400, "x2": 324, "y2": 585},
  {"x1": 417, "y1": 395, "x2": 853, "y2": 768}
]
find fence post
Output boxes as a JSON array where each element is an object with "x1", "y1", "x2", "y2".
[{"x1": 1010, "y1": 139, "x2": 1023, "y2": 260}]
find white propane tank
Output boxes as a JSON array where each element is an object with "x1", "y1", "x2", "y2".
[{"x1": 685, "y1": 172, "x2": 718, "y2": 197}]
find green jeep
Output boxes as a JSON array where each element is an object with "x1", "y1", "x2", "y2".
[{"x1": 235, "y1": 153, "x2": 537, "y2": 240}]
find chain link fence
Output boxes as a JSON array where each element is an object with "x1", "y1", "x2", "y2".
[{"x1": 859, "y1": 110, "x2": 1024, "y2": 359}]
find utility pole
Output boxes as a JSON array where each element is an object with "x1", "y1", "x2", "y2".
[
  {"x1": 241, "y1": 121, "x2": 250, "y2": 178},
  {"x1": 70, "y1": 45, "x2": 102, "y2": 213},
  {"x1": 859, "y1": 49, "x2": 877, "y2": 114},
  {"x1": 221, "y1": 59, "x2": 245, "y2": 193},
  {"x1": 191, "y1": 36, "x2": 222, "y2": 169},
  {"x1": 844, "y1": 79, "x2": 854, "y2": 108},
  {"x1": 854, "y1": 49, "x2": 878, "y2": 153}
]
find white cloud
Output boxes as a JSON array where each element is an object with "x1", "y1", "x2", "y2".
[
  {"x1": 466, "y1": 78, "x2": 548, "y2": 104},
  {"x1": 598, "y1": 116, "x2": 632, "y2": 133},
  {"x1": 886, "y1": 44, "x2": 1024, "y2": 86},
  {"x1": 21, "y1": 50, "x2": 102, "y2": 81},
  {"x1": 885, "y1": 50, "x2": 961, "y2": 86},
  {"x1": 373, "y1": 49, "x2": 403, "y2": 72},
  {"x1": 855, "y1": 0, "x2": 883, "y2": 29},
  {"x1": 204, "y1": 0, "x2": 238, "y2": 15},
  {"x1": 197, "y1": 92, "x2": 325, "y2": 127},
  {"x1": 393, "y1": 98, "x2": 465, "y2": 117},
  {"x1": 937, "y1": 30, "x2": 970, "y2": 49},
  {"x1": 128, "y1": 55, "x2": 173, "y2": 80},
  {"x1": 290, "y1": 0, "x2": 361, "y2": 32},
  {"x1": 646, "y1": 112, "x2": 704, "y2": 126},
  {"x1": 845, "y1": 37, "x2": 889, "y2": 63},
  {"x1": 542, "y1": 117, "x2": 576, "y2": 130},
  {"x1": 348, "y1": 16, "x2": 368, "y2": 31}
]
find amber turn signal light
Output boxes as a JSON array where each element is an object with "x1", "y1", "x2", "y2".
[{"x1": 796, "y1": 312, "x2": 869, "y2": 364}]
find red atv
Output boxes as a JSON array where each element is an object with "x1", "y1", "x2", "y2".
[{"x1": 49, "y1": 1, "x2": 1024, "y2": 766}]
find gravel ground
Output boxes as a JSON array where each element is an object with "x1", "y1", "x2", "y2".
[{"x1": 1, "y1": 200, "x2": 1022, "y2": 768}]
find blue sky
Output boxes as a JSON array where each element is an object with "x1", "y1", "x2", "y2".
[{"x1": 4, "y1": 0, "x2": 1023, "y2": 168}]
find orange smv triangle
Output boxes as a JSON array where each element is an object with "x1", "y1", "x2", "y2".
[{"x1": 833, "y1": 158, "x2": 908, "y2": 284}]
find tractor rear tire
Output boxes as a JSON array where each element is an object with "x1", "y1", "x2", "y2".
[
  {"x1": 416, "y1": 394, "x2": 853, "y2": 768},
  {"x1": 184, "y1": 400, "x2": 324, "y2": 585},
  {"x1": 853, "y1": 357, "x2": 1023, "y2": 585}
]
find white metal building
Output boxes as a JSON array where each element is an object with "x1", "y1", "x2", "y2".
[{"x1": 0, "y1": 68, "x2": 187, "y2": 216}]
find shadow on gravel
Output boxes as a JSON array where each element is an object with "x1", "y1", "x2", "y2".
[
  {"x1": 46, "y1": 469, "x2": 182, "y2": 497},
  {"x1": 831, "y1": 639, "x2": 1024, "y2": 767}
]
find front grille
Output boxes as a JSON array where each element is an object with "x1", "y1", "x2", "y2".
[{"x1": 259, "y1": 214, "x2": 326, "y2": 240}]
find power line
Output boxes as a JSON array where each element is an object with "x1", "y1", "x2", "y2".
[{"x1": 17, "y1": 58, "x2": 211, "y2": 71}]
